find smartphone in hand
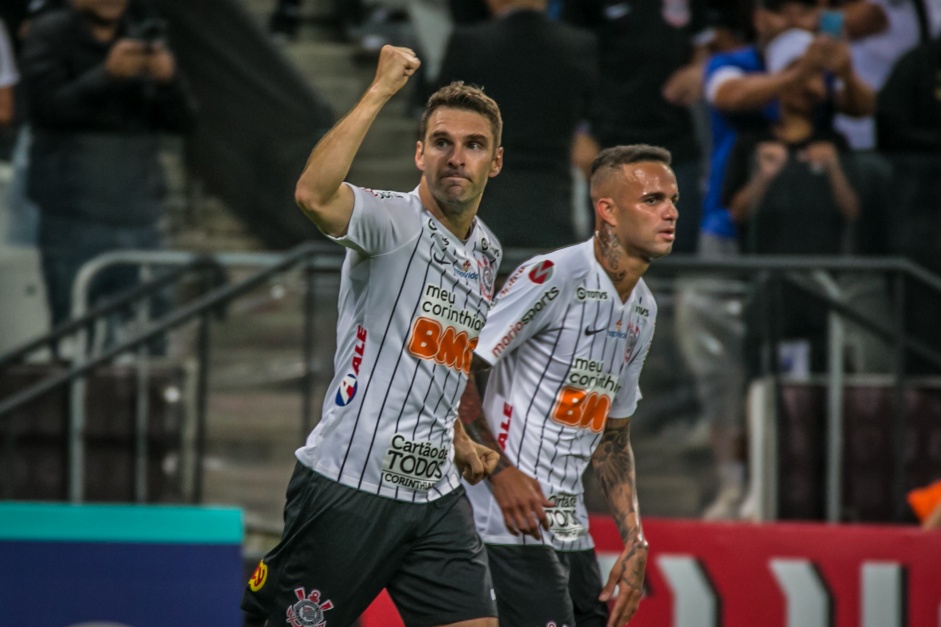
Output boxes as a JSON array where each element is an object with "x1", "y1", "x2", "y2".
[{"x1": 819, "y1": 10, "x2": 844, "y2": 38}]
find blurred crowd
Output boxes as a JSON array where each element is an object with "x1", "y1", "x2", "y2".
[{"x1": 1, "y1": 0, "x2": 940, "y2": 520}]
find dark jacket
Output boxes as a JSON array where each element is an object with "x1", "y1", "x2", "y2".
[
  {"x1": 20, "y1": 8, "x2": 194, "y2": 225},
  {"x1": 438, "y1": 9, "x2": 597, "y2": 249}
]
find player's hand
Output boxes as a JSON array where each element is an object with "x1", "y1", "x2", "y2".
[
  {"x1": 106, "y1": 39, "x2": 149, "y2": 79},
  {"x1": 489, "y1": 467, "x2": 554, "y2": 540},
  {"x1": 369, "y1": 45, "x2": 421, "y2": 100},
  {"x1": 599, "y1": 539, "x2": 649, "y2": 626},
  {"x1": 453, "y1": 431, "x2": 499, "y2": 485}
]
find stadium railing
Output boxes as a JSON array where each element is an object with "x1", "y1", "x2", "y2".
[{"x1": 1, "y1": 245, "x2": 940, "y2": 524}]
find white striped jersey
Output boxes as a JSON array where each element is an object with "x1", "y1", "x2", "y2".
[
  {"x1": 465, "y1": 239, "x2": 656, "y2": 550},
  {"x1": 296, "y1": 184, "x2": 502, "y2": 502}
]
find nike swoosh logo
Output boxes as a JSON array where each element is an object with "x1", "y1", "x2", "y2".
[{"x1": 584, "y1": 326, "x2": 606, "y2": 336}]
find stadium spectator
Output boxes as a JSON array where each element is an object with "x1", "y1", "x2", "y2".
[
  {"x1": 0, "y1": 20, "x2": 12, "y2": 130},
  {"x1": 0, "y1": 19, "x2": 20, "y2": 246},
  {"x1": 680, "y1": 0, "x2": 875, "y2": 520},
  {"x1": 459, "y1": 144, "x2": 677, "y2": 627},
  {"x1": 241, "y1": 45, "x2": 502, "y2": 627},
  {"x1": 723, "y1": 27, "x2": 861, "y2": 374},
  {"x1": 561, "y1": 0, "x2": 711, "y2": 254},
  {"x1": 877, "y1": 27, "x2": 941, "y2": 154},
  {"x1": 19, "y1": 0, "x2": 194, "y2": 326},
  {"x1": 436, "y1": 0, "x2": 598, "y2": 250},
  {"x1": 876, "y1": 29, "x2": 941, "y2": 374}
]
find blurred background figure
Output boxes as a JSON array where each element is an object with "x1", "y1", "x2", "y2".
[
  {"x1": 723, "y1": 27, "x2": 861, "y2": 376},
  {"x1": 0, "y1": 17, "x2": 18, "y2": 229},
  {"x1": 560, "y1": 0, "x2": 712, "y2": 255},
  {"x1": 876, "y1": 26, "x2": 941, "y2": 375},
  {"x1": 436, "y1": 0, "x2": 597, "y2": 250},
  {"x1": 20, "y1": 0, "x2": 194, "y2": 329},
  {"x1": 680, "y1": 0, "x2": 875, "y2": 520}
]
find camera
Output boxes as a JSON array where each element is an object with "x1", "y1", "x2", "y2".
[{"x1": 135, "y1": 18, "x2": 167, "y2": 48}]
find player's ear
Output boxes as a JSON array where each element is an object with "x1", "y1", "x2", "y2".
[
  {"x1": 596, "y1": 197, "x2": 617, "y2": 226},
  {"x1": 415, "y1": 140, "x2": 425, "y2": 172},
  {"x1": 488, "y1": 146, "x2": 504, "y2": 178}
]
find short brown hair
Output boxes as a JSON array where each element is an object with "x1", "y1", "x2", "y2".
[
  {"x1": 590, "y1": 144, "x2": 673, "y2": 201},
  {"x1": 590, "y1": 144, "x2": 672, "y2": 180},
  {"x1": 419, "y1": 81, "x2": 503, "y2": 149}
]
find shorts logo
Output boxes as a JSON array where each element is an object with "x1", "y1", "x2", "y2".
[
  {"x1": 286, "y1": 587, "x2": 333, "y2": 627},
  {"x1": 248, "y1": 560, "x2": 268, "y2": 592},
  {"x1": 335, "y1": 325, "x2": 367, "y2": 406},
  {"x1": 528, "y1": 260, "x2": 554, "y2": 285}
]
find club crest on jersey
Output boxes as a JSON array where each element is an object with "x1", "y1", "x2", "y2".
[
  {"x1": 528, "y1": 260, "x2": 555, "y2": 285},
  {"x1": 625, "y1": 320, "x2": 641, "y2": 360},
  {"x1": 286, "y1": 587, "x2": 333, "y2": 627},
  {"x1": 480, "y1": 261, "x2": 495, "y2": 300},
  {"x1": 335, "y1": 325, "x2": 367, "y2": 406}
]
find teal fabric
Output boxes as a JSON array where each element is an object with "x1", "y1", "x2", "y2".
[{"x1": 0, "y1": 503, "x2": 243, "y2": 544}]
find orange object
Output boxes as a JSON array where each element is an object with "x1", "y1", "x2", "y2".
[{"x1": 907, "y1": 480, "x2": 941, "y2": 522}]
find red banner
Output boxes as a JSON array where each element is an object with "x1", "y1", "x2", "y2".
[{"x1": 361, "y1": 516, "x2": 941, "y2": 627}]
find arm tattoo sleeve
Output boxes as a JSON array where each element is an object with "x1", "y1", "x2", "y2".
[{"x1": 592, "y1": 419, "x2": 642, "y2": 543}]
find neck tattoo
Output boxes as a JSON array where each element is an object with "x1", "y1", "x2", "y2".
[{"x1": 596, "y1": 225, "x2": 627, "y2": 284}]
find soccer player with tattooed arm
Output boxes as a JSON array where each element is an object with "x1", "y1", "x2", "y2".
[
  {"x1": 242, "y1": 44, "x2": 506, "y2": 627},
  {"x1": 459, "y1": 145, "x2": 679, "y2": 627}
]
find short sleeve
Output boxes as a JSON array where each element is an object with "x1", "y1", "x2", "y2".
[
  {"x1": 475, "y1": 259, "x2": 566, "y2": 365},
  {"x1": 327, "y1": 184, "x2": 422, "y2": 256},
  {"x1": 609, "y1": 310, "x2": 657, "y2": 419}
]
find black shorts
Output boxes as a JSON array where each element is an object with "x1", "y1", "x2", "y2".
[
  {"x1": 242, "y1": 462, "x2": 497, "y2": 626},
  {"x1": 486, "y1": 545, "x2": 608, "y2": 627},
  {"x1": 558, "y1": 549, "x2": 608, "y2": 627}
]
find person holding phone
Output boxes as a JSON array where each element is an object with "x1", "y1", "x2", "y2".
[
  {"x1": 681, "y1": 0, "x2": 875, "y2": 521},
  {"x1": 19, "y1": 0, "x2": 194, "y2": 327}
]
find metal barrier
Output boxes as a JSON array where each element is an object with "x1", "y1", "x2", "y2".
[{"x1": 2, "y1": 248, "x2": 940, "y2": 521}]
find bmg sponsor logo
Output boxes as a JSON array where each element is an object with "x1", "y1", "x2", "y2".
[{"x1": 407, "y1": 284, "x2": 485, "y2": 373}]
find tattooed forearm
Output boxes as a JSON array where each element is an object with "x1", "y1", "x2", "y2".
[
  {"x1": 593, "y1": 419, "x2": 643, "y2": 543},
  {"x1": 597, "y1": 223, "x2": 627, "y2": 283}
]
